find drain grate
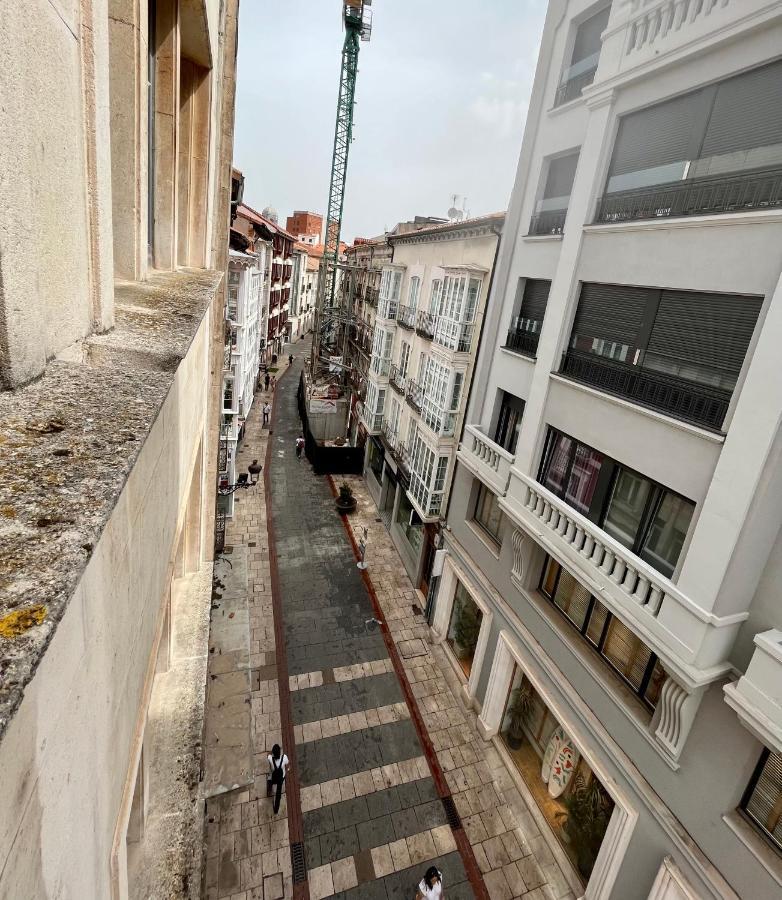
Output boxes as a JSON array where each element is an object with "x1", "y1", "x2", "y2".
[
  {"x1": 441, "y1": 795, "x2": 462, "y2": 830},
  {"x1": 291, "y1": 842, "x2": 307, "y2": 883}
]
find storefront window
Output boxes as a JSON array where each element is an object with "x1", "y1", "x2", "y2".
[
  {"x1": 500, "y1": 668, "x2": 614, "y2": 882},
  {"x1": 395, "y1": 490, "x2": 423, "y2": 556},
  {"x1": 445, "y1": 582, "x2": 483, "y2": 678},
  {"x1": 367, "y1": 438, "x2": 384, "y2": 484}
]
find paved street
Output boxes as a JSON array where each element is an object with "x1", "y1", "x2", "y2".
[{"x1": 203, "y1": 342, "x2": 574, "y2": 900}]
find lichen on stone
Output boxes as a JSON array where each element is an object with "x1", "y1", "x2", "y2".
[{"x1": 0, "y1": 605, "x2": 46, "y2": 639}]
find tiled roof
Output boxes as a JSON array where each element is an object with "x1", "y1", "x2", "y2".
[{"x1": 237, "y1": 203, "x2": 296, "y2": 240}]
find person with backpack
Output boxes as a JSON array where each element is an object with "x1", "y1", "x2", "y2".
[
  {"x1": 266, "y1": 744, "x2": 289, "y2": 814},
  {"x1": 415, "y1": 866, "x2": 443, "y2": 899}
]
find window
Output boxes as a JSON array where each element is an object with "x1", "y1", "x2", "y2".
[
  {"x1": 434, "y1": 273, "x2": 482, "y2": 352},
  {"x1": 395, "y1": 489, "x2": 424, "y2": 555},
  {"x1": 539, "y1": 428, "x2": 694, "y2": 579},
  {"x1": 474, "y1": 483, "x2": 503, "y2": 543},
  {"x1": 741, "y1": 748, "x2": 782, "y2": 854},
  {"x1": 564, "y1": 282, "x2": 763, "y2": 429},
  {"x1": 599, "y1": 59, "x2": 782, "y2": 222},
  {"x1": 367, "y1": 438, "x2": 384, "y2": 483},
  {"x1": 541, "y1": 557, "x2": 667, "y2": 710},
  {"x1": 446, "y1": 582, "x2": 483, "y2": 678},
  {"x1": 430, "y1": 279, "x2": 443, "y2": 314},
  {"x1": 399, "y1": 341, "x2": 411, "y2": 377},
  {"x1": 506, "y1": 279, "x2": 551, "y2": 357},
  {"x1": 555, "y1": 5, "x2": 611, "y2": 107},
  {"x1": 531, "y1": 152, "x2": 579, "y2": 235},
  {"x1": 408, "y1": 276, "x2": 421, "y2": 311},
  {"x1": 494, "y1": 391, "x2": 525, "y2": 454}
]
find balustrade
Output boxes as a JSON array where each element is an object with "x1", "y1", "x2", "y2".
[{"x1": 457, "y1": 424, "x2": 515, "y2": 496}]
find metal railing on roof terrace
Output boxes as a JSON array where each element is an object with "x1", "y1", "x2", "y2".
[{"x1": 529, "y1": 209, "x2": 567, "y2": 236}]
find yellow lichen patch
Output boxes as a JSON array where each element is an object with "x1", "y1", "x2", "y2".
[
  {"x1": 1, "y1": 507, "x2": 16, "y2": 518},
  {"x1": 0, "y1": 605, "x2": 47, "y2": 639}
]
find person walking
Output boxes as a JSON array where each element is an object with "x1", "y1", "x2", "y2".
[
  {"x1": 262, "y1": 402, "x2": 271, "y2": 426},
  {"x1": 415, "y1": 866, "x2": 443, "y2": 899},
  {"x1": 270, "y1": 375, "x2": 276, "y2": 392},
  {"x1": 247, "y1": 459, "x2": 262, "y2": 484},
  {"x1": 295, "y1": 435, "x2": 305, "y2": 459},
  {"x1": 266, "y1": 744, "x2": 289, "y2": 815},
  {"x1": 264, "y1": 372, "x2": 270, "y2": 391},
  {"x1": 288, "y1": 353, "x2": 294, "y2": 367}
]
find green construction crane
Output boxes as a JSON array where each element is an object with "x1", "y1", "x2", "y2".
[{"x1": 316, "y1": 1, "x2": 372, "y2": 365}]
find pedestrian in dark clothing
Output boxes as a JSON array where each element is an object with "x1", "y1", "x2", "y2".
[
  {"x1": 267, "y1": 744, "x2": 289, "y2": 814},
  {"x1": 295, "y1": 435, "x2": 305, "y2": 459},
  {"x1": 262, "y1": 402, "x2": 271, "y2": 425},
  {"x1": 248, "y1": 460, "x2": 262, "y2": 484},
  {"x1": 264, "y1": 373, "x2": 270, "y2": 391},
  {"x1": 288, "y1": 354, "x2": 294, "y2": 367}
]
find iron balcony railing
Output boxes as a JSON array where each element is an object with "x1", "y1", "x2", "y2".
[
  {"x1": 595, "y1": 166, "x2": 782, "y2": 224},
  {"x1": 389, "y1": 364, "x2": 407, "y2": 395},
  {"x1": 398, "y1": 305, "x2": 417, "y2": 329},
  {"x1": 554, "y1": 65, "x2": 597, "y2": 107},
  {"x1": 380, "y1": 419, "x2": 398, "y2": 450},
  {"x1": 504, "y1": 328, "x2": 539, "y2": 358},
  {"x1": 416, "y1": 310, "x2": 436, "y2": 339},
  {"x1": 560, "y1": 349, "x2": 731, "y2": 431},
  {"x1": 365, "y1": 287, "x2": 379, "y2": 308},
  {"x1": 529, "y1": 208, "x2": 567, "y2": 236},
  {"x1": 392, "y1": 440, "x2": 410, "y2": 480},
  {"x1": 406, "y1": 379, "x2": 424, "y2": 412}
]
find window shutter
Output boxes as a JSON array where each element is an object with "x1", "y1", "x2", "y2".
[
  {"x1": 519, "y1": 279, "x2": 552, "y2": 324},
  {"x1": 554, "y1": 570, "x2": 591, "y2": 630},
  {"x1": 571, "y1": 6, "x2": 611, "y2": 65},
  {"x1": 744, "y1": 750, "x2": 782, "y2": 847},
  {"x1": 544, "y1": 154, "x2": 579, "y2": 200},
  {"x1": 571, "y1": 283, "x2": 651, "y2": 347},
  {"x1": 700, "y1": 60, "x2": 782, "y2": 160},
  {"x1": 608, "y1": 91, "x2": 704, "y2": 180},
  {"x1": 646, "y1": 290, "x2": 762, "y2": 382},
  {"x1": 602, "y1": 617, "x2": 653, "y2": 691}
]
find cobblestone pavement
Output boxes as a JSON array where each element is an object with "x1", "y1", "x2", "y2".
[{"x1": 202, "y1": 343, "x2": 576, "y2": 900}]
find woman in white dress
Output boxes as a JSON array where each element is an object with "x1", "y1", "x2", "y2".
[{"x1": 415, "y1": 866, "x2": 443, "y2": 899}]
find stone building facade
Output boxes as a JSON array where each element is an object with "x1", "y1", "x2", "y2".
[
  {"x1": 433, "y1": 2, "x2": 782, "y2": 899},
  {"x1": 0, "y1": 1, "x2": 239, "y2": 897}
]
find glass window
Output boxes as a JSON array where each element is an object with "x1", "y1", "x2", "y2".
[
  {"x1": 367, "y1": 439, "x2": 384, "y2": 483},
  {"x1": 446, "y1": 582, "x2": 483, "y2": 678},
  {"x1": 601, "y1": 617, "x2": 654, "y2": 693},
  {"x1": 639, "y1": 492, "x2": 695, "y2": 579},
  {"x1": 551, "y1": 569, "x2": 591, "y2": 631},
  {"x1": 474, "y1": 483, "x2": 503, "y2": 542},
  {"x1": 541, "y1": 432, "x2": 574, "y2": 497},
  {"x1": 602, "y1": 469, "x2": 653, "y2": 551},
  {"x1": 742, "y1": 749, "x2": 782, "y2": 854},
  {"x1": 565, "y1": 443, "x2": 604, "y2": 516},
  {"x1": 395, "y1": 490, "x2": 423, "y2": 555},
  {"x1": 494, "y1": 392, "x2": 525, "y2": 454}
]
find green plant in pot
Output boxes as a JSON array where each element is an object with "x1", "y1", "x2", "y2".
[
  {"x1": 336, "y1": 482, "x2": 357, "y2": 512},
  {"x1": 451, "y1": 596, "x2": 481, "y2": 661},
  {"x1": 504, "y1": 683, "x2": 534, "y2": 750},
  {"x1": 557, "y1": 774, "x2": 613, "y2": 878}
]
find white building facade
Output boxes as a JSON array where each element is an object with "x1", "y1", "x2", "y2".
[
  {"x1": 359, "y1": 215, "x2": 503, "y2": 592},
  {"x1": 432, "y1": 2, "x2": 782, "y2": 900}
]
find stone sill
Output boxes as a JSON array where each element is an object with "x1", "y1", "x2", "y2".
[{"x1": 0, "y1": 268, "x2": 222, "y2": 743}]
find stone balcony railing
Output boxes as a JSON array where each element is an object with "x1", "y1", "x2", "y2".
[
  {"x1": 456, "y1": 425, "x2": 515, "y2": 496},
  {"x1": 499, "y1": 467, "x2": 745, "y2": 680}
]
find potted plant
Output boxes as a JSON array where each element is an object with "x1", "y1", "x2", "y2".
[
  {"x1": 504, "y1": 683, "x2": 534, "y2": 750},
  {"x1": 452, "y1": 597, "x2": 481, "y2": 661},
  {"x1": 558, "y1": 774, "x2": 613, "y2": 878},
  {"x1": 336, "y1": 482, "x2": 357, "y2": 513}
]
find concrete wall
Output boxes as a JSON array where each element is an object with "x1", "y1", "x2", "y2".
[{"x1": 0, "y1": 308, "x2": 212, "y2": 899}]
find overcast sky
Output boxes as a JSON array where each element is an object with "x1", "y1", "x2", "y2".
[{"x1": 233, "y1": 0, "x2": 547, "y2": 242}]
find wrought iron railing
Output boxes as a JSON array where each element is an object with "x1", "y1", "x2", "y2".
[
  {"x1": 528, "y1": 208, "x2": 567, "y2": 236},
  {"x1": 554, "y1": 66, "x2": 597, "y2": 107},
  {"x1": 406, "y1": 379, "x2": 424, "y2": 412},
  {"x1": 398, "y1": 305, "x2": 417, "y2": 329},
  {"x1": 389, "y1": 364, "x2": 407, "y2": 395},
  {"x1": 595, "y1": 166, "x2": 782, "y2": 224},
  {"x1": 416, "y1": 310, "x2": 436, "y2": 339},
  {"x1": 560, "y1": 349, "x2": 731, "y2": 430},
  {"x1": 504, "y1": 328, "x2": 539, "y2": 358},
  {"x1": 214, "y1": 509, "x2": 226, "y2": 554},
  {"x1": 380, "y1": 419, "x2": 397, "y2": 450},
  {"x1": 392, "y1": 440, "x2": 410, "y2": 480}
]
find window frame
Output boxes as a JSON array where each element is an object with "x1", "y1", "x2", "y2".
[
  {"x1": 740, "y1": 747, "x2": 782, "y2": 856},
  {"x1": 473, "y1": 482, "x2": 504, "y2": 544}
]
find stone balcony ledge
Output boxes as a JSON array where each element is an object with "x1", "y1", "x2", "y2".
[
  {"x1": 0, "y1": 269, "x2": 222, "y2": 742},
  {"x1": 724, "y1": 629, "x2": 782, "y2": 753},
  {"x1": 456, "y1": 424, "x2": 515, "y2": 497}
]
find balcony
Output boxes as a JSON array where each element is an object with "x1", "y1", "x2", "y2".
[
  {"x1": 504, "y1": 328, "x2": 539, "y2": 359},
  {"x1": 554, "y1": 58, "x2": 598, "y2": 107},
  {"x1": 397, "y1": 305, "x2": 416, "y2": 329},
  {"x1": 457, "y1": 424, "x2": 515, "y2": 496},
  {"x1": 421, "y1": 404, "x2": 456, "y2": 438},
  {"x1": 416, "y1": 310, "x2": 436, "y2": 339},
  {"x1": 389, "y1": 364, "x2": 407, "y2": 396},
  {"x1": 406, "y1": 379, "x2": 424, "y2": 413},
  {"x1": 391, "y1": 440, "x2": 410, "y2": 481},
  {"x1": 560, "y1": 349, "x2": 731, "y2": 430},
  {"x1": 499, "y1": 468, "x2": 743, "y2": 678},
  {"x1": 377, "y1": 298, "x2": 398, "y2": 320},
  {"x1": 595, "y1": 166, "x2": 782, "y2": 225},
  {"x1": 380, "y1": 419, "x2": 398, "y2": 451},
  {"x1": 528, "y1": 209, "x2": 567, "y2": 236},
  {"x1": 724, "y1": 629, "x2": 782, "y2": 753},
  {"x1": 433, "y1": 321, "x2": 474, "y2": 354}
]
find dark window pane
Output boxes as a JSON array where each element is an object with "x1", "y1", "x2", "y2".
[
  {"x1": 541, "y1": 557, "x2": 560, "y2": 597},
  {"x1": 475, "y1": 484, "x2": 503, "y2": 541},
  {"x1": 602, "y1": 470, "x2": 653, "y2": 551},
  {"x1": 494, "y1": 392, "x2": 525, "y2": 454},
  {"x1": 639, "y1": 492, "x2": 695, "y2": 579},
  {"x1": 644, "y1": 660, "x2": 667, "y2": 710},
  {"x1": 565, "y1": 443, "x2": 604, "y2": 516},
  {"x1": 542, "y1": 433, "x2": 573, "y2": 497}
]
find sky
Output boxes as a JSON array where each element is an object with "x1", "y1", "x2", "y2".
[{"x1": 233, "y1": 0, "x2": 547, "y2": 242}]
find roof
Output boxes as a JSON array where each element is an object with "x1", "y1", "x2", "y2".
[
  {"x1": 236, "y1": 203, "x2": 296, "y2": 240},
  {"x1": 293, "y1": 241, "x2": 311, "y2": 253},
  {"x1": 389, "y1": 211, "x2": 505, "y2": 241}
]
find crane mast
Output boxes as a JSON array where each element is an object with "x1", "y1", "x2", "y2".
[{"x1": 312, "y1": 1, "x2": 372, "y2": 376}]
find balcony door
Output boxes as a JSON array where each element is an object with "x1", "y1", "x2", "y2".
[{"x1": 494, "y1": 391, "x2": 525, "y2": 454}]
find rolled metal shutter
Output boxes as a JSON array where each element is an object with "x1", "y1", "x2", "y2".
[
  {"x1": 700, "y1": 59, "x2": 782, "y2": 159},
  {"x1": 519, "y1": 279, "x2": 552, "y2": 323},
  {"x1": 571, "y1": 283, "x2": 651, "y2": 346},
  {"x1": 646, "y1": 289, "x2": 762, "y2": 381}
]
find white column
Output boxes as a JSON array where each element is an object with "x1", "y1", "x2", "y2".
[
  {"x1": 512, "y1": 92, "x2": 616, "y2": 476},
  {"x1": 478, "y1": 635, "x2": 516, "y2": 740},
  {"x1": 430, "y1": 558, "x2": 456, "y2": 642}
]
